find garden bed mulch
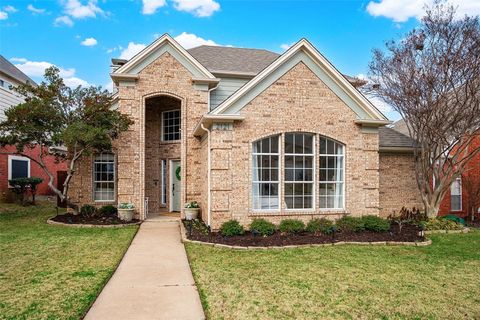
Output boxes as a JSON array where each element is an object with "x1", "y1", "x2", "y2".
[
  {"x1": 183, "y1": 222, "x2": 425, "y2": 247},
  {"x1": 50, "y1": 212, "x2": 140, "y2": 226}
]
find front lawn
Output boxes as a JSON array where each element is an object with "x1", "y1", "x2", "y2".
[
  {"x1": 186, "y1": 230, "x2": 480, "y2": 319},
  {"x1": 0, "y1": 202, "x2": 138, "y2": 320}
]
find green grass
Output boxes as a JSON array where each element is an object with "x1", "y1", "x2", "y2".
[
  {"x1": 0, "y1": 202, "x2": 138, "y2": 320},
  {"x1": 186, "y1": 230, "x2": 480, "y2": 320}
]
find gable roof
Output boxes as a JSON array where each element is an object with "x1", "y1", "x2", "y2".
[
  {"x1": 0, "y1": 55, "x2": 35, "y2": 85},
  {"x1": 209, "y1": 38, "x2": 388, "y2": 122}
]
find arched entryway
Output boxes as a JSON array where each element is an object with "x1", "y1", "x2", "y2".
[{"x1": 144, "y1": 95, "x2": 182, "y2": 217}]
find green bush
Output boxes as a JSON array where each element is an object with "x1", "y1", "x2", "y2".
[
  {"x1": 249, "y1": 218, "x2": 276, "y2": 236},
  {"x1": 336, "y1": 216, "x2": 365, "y2": 232},
  {"x1": 306, "y1": 218, "x2": 334, "y2": 234},
  {"x1": 422, "y1": 218, "x2": 463, "y2": 231},
  {"x1": 98, "y1": 205, "x2": 117, "y2": 215},
  {"x1": 442, "y1": 215, "x2": 465, "y2": 225},
  {"x1": 361, "y1": 215, "x2": 390, "y2": 232},
  {"x1": 279, "y1": 219, "x2": 305, "y2": 234},
  {"x1": 80, "y1": 205, "x2": 97, "y2": 218},
  {"x1": 220, "y1": 220, "x2": 245, "y2": 237}
]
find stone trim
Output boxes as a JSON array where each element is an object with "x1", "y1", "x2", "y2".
[
  {"x1": 179, "y1": 220, "x2": 432, "y2": 249},
  {"x1": 424, "y1": 228, "x2": 470, "y2": 234},
  {"x1": 47, "y1": 218, "x2": 142, "y2": 228}
]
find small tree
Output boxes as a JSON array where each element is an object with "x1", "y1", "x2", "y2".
[
  {"x1": 28, "y1": 177, "x2": 44, "y2": 205},
  {"x1": 0, "y1": 67, "x2": 133, "y2": 212},
  {"x1": 8, "y1": 178, "x2": 31, "y2": 206},
  {"x1": 369, "y1": 2, "x2": 480, "y2": 218}
]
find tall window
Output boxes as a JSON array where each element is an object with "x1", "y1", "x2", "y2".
[
  {"x1": 93, "y1": 153, "x2": 115, "y2": 201},
  {"x1": 162, "y1": 110, "x2": 181, "y2": 141},
  {"x1": 451, "y1": 177, "x2": 462, "y2": 211},
  {"x1": 252, "y1": 135, "x2": 280, "y2": 210},
  {"x1": 284, "y1": 133, "x2": 314, "y2": 209},
  {"x1": 319, "y1": 137, "x2": 344, "y2": 209},
  {"x1": 8, "y1": 155, "x2": 30, "y2": 180}
]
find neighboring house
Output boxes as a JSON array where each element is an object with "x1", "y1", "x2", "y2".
[
  {"x1": 68, "y1": 34, "x2": 419, "y2": 228},
  {"x1": 0, "y1": 55, "x2": 67, "y2": 202}
]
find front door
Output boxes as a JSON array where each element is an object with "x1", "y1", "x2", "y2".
[{"x1": 170, "y1": 160, "x2": 181, "y2": 212}]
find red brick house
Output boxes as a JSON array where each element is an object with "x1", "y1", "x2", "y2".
[{"x1": 0, "y1": 55, "x2": 67, "y2": 202}]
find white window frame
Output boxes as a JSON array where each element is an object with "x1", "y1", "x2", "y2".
[
  {"x1": 252, "y1": 135, "x2": 281, "y2": 212},
  {"x1": 92, "y1": 153, "x2": 116, "y2": 202},
  {"x1": 8, "y1": 155, "x2": 31, "y2": 183},
  {"x1": 161, "y1": 109, "x2": 181, "y2": 142},
  {"x1": 318, "y1": 137, "x2": 345, "y2": 210},
  {"x1": 284, "y1": 133, "x2": 315, "y2": 211},
  {"x1": 450, "y1": 177, "x2": 462, "y2": 212}
]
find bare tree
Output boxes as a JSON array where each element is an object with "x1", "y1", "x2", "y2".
[{"x1": 369, "y1": 2, "x2": 480, "y2": 218}]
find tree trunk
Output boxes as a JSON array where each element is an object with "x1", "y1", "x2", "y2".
[{"x1": 424, "y1": 201, "x2": 441, "y2": 219}]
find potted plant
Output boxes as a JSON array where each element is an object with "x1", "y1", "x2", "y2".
[
  {"x1": 118, "y1": 202, "x2": 135, "y2": 222},
  {"x1": 184, "y1": 201, "x2": 200, "y2": 220}
]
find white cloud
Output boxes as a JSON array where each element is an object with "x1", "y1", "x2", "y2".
[
  {"x1": 62, "y1": 0, "x2": 104, "y2": 19},
  {"x1": 54, "y1": 15, "x2": 74, "y2": 26},
  {"x1": 4, "y1": 5, "x2": 17, "y2": 13},
  {"x1": 27, "y1": 4, "x2": 46, "y2": 14},
  {"x1": 280, "y1": 42, "x2": 294, "y2": 51},
  {"x1": 366, "y1": 0, "x2": 480, "y2": 22},
  {"x1": 12, "y1": 58, "x2": 89, "y2": 88},
  {"x1": 174, "y1": 32, "x2": 218, "y2": 49},
  {"x1": 118, "y1": 42, "x2": 147, "y2": 59},
  {"x1": 80, "y1": 37, "x2": 97, "y2": 46},
  {"x1": 142, "y1": 0, "x2": 166, "y2": 15},
  {"x1": 172, "y1": 0, "x2": 220, "y2": 17},
  {"x1": 0, "y1": 11, "x2": 8, "y2": 20}
]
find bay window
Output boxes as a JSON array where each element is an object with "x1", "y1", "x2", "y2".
[
  {"x1": 252, "y1": 135, "x2": 280, "y2": 210},
  {"x1": 319, "y1": 137, "x2": 344, "y2": 209}
]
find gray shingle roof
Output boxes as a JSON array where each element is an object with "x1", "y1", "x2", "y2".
[
  {"x1": 187, "y1": 45, "x2": 280, "y2": 75},
  {"x1": 391, "y1": 119, "x2": 410, "y2": 136},
  {"x1": 0, "y1": 55, "x2": 35, "y2": 84},
  {"x1": 379, "y1": 126, "x2": 416, "y2": 149}
]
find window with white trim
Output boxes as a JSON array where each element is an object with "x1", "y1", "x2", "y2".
[
  {"x1": 162, "y1": 109, "x2": 181, "y2": 141},
  {"x1": 252, "y1": 135, "x2": 280, "y2": 210},
  {"x1": 8, "y1": 155, "x2": 30, "y2": 180},
  {"x1": 93, "y1": 153, "x2": 115, "y2": 202},
  {"x1": 450, "y1": 177, "x2": 462, "y2": 211},
  {"x1": 161, "y1": 159, "x2": 167, "y2": 205},
  {"x1": 319, "y1": 137, "x2": 344, "y2": 209},
  {"x1": 284, "y1": 133, "x2": 314, "y2": 209}
]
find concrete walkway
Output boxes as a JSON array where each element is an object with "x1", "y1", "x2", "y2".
[{"x1": 84, "y1": 220, "x2": 205, "y2": 320}]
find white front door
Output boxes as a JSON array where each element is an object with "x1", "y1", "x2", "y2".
[{"x1": 170, "y1": 160, "x2": 181, "y2": 212}]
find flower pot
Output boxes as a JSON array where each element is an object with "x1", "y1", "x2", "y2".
[
  {"x1": 118, "y1": 209, "x2": 134, "y2": 222},
  {"x1": 185, "y1": 208, "x2": 199, "y2": 220}
]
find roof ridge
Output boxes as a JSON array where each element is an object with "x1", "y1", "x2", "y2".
[{"x1": 189, "y1": 45, "x2": 279, "y2": 54}]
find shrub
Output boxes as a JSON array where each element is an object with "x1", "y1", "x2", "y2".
[
  {"x1": 118, "y1": 202, "x2": 134, "y2": 209},
  {"x1": 306, "y1": 218, "x2": 334, "y2": 234},
  {"x1": 336, "y1": 216, "x2": 365, "y2": 232},
  {"x1": 80, "y1": 205, "x2": 97, "y2": 218},
  {"x1": 249, "y1": 218, "x2": 276, "y2": 236},
  {"x1": 361, "y1": 215, "x2": 390, "y2": 232},
  {"x1": 98, "y1": 205, "x2": 117, "y2": 216},
  {"x1": 442, "y1": 214, "x2": 465, "y2": 226},
  {"x1": 220, "y1": 220, "x2": 245, "y2": 237},
  {"x1": 279, "y1": 219, "x2": 305, "y2": 234},
  {"x1": 422, "y1": 218, "x2": 463, "y2": 231}
]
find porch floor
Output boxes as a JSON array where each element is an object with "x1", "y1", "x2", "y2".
[{"x1": 147, "y1": 212, "x2": 181, "y2": 222}]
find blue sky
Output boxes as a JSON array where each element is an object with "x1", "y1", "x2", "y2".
[{"x1": 1, "y1": 0, "x2": 479, "y2": 120}]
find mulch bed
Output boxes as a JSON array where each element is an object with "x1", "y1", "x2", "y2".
[
  {"x1": 51, "y1": 212, "x2": 140, "y2": 225},
  {"x1": 184, "y1": 222, "x2": 424, "y2": 247}
]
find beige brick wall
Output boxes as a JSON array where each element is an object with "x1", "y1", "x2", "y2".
[
  {"x1": 208, "y1": 62, "x2": 380, "y2": 229},
  {"x1": 378, "y1": 152, "x2": 423, "y2": 217}
]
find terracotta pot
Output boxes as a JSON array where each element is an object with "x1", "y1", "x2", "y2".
[
  {"x1": 118, "y1": 209, "x2": 134, "y2": 222},
  {"x1": 185, "y1": 208, "x2": 199, "y2": 220}
]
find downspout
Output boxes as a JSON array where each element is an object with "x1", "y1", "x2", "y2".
[{"x1": 200, "y1": 122, "x2": 211, "y2": 227}]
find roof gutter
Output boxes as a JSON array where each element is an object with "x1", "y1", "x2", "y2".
[
  {"x1": 378, "y1": 146, "x2": 416, "y2": 153},
  {"x1": 354, "y1": 119, "x2": 392, "y2": 127},
  {"x1": 193, "y1": 114, "x2": 245, "y2": 137}
]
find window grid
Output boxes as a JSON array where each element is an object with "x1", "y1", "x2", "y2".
[
  {"x1": 319, "y1": 137, "x2": 345, "y2": 209},
  {"x1": 252, "y1": 136, "x2": 280, "y2": 210},
  {"x1": 93, "y1": 153, "x2": 115, "y2": 202},
  {"x1": 162, "y1": 110, "x2": 181, "y2": 141},
  {"x1": 284, "y1": 133, "x2": 315, "y2": 210},
  {"x1": 450, "y1": 177, "x2": 462, "y2": 211}
]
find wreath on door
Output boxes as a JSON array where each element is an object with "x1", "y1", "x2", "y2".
[{"x1": 175, "y1": 166, "x2": 181, "y2": 181}]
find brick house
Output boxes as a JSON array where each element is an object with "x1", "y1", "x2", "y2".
[
  {"x1": 0, "y1": 55, "x2": 68, "y2": 202},
  {"x1": 68, "y1": 34, "x2": 421, "y2": 229}
]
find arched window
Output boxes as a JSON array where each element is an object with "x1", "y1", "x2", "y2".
[
  {"x1": 252, "y1": 135, "x2": 280, "y2": 210},
  {"x1": 319, "y1": 137, "x2": 344, "y2": 209}
]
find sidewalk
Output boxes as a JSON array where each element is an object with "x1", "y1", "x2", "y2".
[{"x1": 84, "y1": 220, "x2": 205, "y2": 320}]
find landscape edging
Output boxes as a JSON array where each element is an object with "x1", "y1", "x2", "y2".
[
  {"x1": 179, "y1": 221, "x2": 432, "y2": 249},
  {"x1": 47, "y1": 218, "x2": 142, "y2": 228},
  {"x1": 424, "y1": 227, "x2": 470, "y2": 234}
]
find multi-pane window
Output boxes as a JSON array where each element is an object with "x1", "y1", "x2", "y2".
[
  {"x1": 8, "y1": 155, "x2": 30, "y2": 180},
  {"x1": 450, "y1": 177, "x2": 462, "y2": 211},
  {"x1": 252, "y1": 135, "x2": 280, "y2": 210},
  {"x1": 93, "y1": 153, "x2": 115, "y2": 201},
  {"x1": 319, "y1": 137, "x2": 344, "y2": 209},
  {"x1": 162, "y1": 110, "x2": 181, "y2": 141},
  {"x1": 161, "y1": 159, "x2": 167, "y2": 205},
  {"x1": 284, "y1": 133, "x2": 314, "y2": 209}
]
